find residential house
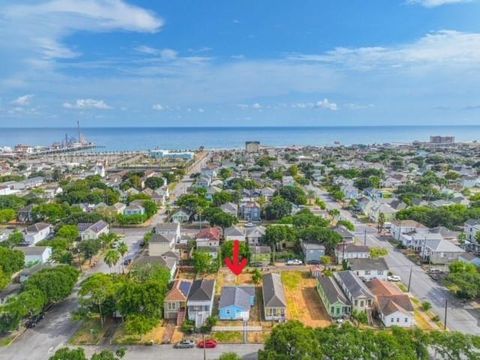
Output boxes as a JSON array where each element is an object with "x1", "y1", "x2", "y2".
[
  {"x1": 245, "y1": 224, "x2": 266, "y2": 246},
  {"x1": 195, "y1": 227, "x2": 222, "y2": 248},
  {"x1": 367, "y1": 279, "x2": 414, "y2": 328},
  {"x1": 262, "y1": 273, "x2": 287, "y2": 321},
  {"x1": 112, "y1": 202, "x2": 127, "y2": 214},
  {"x1": 334, "y1": 226, "x2": 355, "y2": 243},
  {"x1": 341, "y1": 185, "x2": 360, "y2": 200},
  {"x1": 171, "y1": 209, "x2": 191, "y2": 224},
  {"x1": 301, "y1": 242, "x2": 326, "y2": 264},
  {"x1": 124, "y1": 204, "x2": 145, "y2": 216},
  {"x1": 464, "y1": 219, "x2": 480, "y2": 246},
  {"x1": 462, "y1": 176, "x2": 479, "y2": 189},
  {"x1": 24, "y1": 222, "x2": 52, "y2": 245},
  {"x1": 220, "y1": 202, "x2": 238, "y2": 217},
  {"x1": 14, "y1": 246, "x2": 52, "y2": 265},
  {"x1": 348, "y1": 258, "x2": 389, "y2": 281},
  {"x1": 219, "y1": 286, "x2": 256, "y2": 320},
  {"x1": 149, "y1": 233, "x2": 176, "y2": 256},
  {"x1": 187, "y1": 279, "x2": 216, "y2": 327},
  {"x1": 134, "y1": 251, "x2": 179, "y2": 281},
  {"x1": 316, "y1": 275, "x2": 351, "y2": 319},
  {"x1": 164, "y1": 279, "x2": 192, "y2": 324},
  {"x1": 364, "y1": 188, "x2": 383, "y2": 200},
  {"x1": 154, "y1": 223, "x2": 181, "y2": 242},
  {"x1": 239, "y1": 201, "x2": 261, "y2": 221},
  {"x1": 391, "y1": 220, "x2": 428, "y2": 242},
  {"x1": 334, "y1": 271, "x2": 374, "y2": 312},
  {"x1": 224, "y1": 226, "x2": 246, "y2": 242},
  {"x1": 78, "y1": 220, "x2": 109, "y2": 241},
  {"x1": 368, "y1": 201, "x2": 396, "y2": 222},
  {"x1": 420, "y1": 239, "x2": 465, "y2": 264},
  {"x1": 17, "y1": 204, "x2": 36, "y2": 223},
  {"x1": 335, "y1": 243, "x2": 370, "y2": 264}
]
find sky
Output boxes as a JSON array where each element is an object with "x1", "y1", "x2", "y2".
[{"x1": 1, "y1": 0, "x2": 480, "y2": 127}]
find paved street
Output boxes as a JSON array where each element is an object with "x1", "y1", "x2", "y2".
[
  {"x1": 0, "y1": 153, "x2": 212, "y2": 360},
  {"x1": 308, "y1": 185, "x2": 480, "y2": 335},
  {"x1": 83, "y1": 344, "x2": 262, "y2": 360}
]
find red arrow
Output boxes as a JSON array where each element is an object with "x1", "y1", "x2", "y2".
[{"x1": 225, "y1": 240, "x2": 248, "y2": 275}]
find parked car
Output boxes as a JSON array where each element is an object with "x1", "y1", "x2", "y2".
[
  {"x1": 387, "y1": 275, "x2": 401, "y2": 282},
  {"x1": 25, "y1": 313, "x2": 45, "y2": 328},
  {"x1": 286, "y1": 259, "x2": 303, "y2": 266},
  {"x1": 197, "y1": 339, "x2": 218, "y2": 348},
  {"x1": 174, "y1": 339, "x2": 195, "y2": 349}
]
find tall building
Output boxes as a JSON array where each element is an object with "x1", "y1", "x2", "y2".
[
  {"x1": 245, "y1": 141, "x2": 260, "y2": 153},
  {"x1": 430, "y1": 136, "x2": 455, "y2": 144}
]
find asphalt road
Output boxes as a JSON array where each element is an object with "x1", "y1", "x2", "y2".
[
  {"x1": 83, "y1": 344, "x2": 262, "y2": 360},
  {"x1": 307, "y1": 185, "x2": 480, "y2": 335}
]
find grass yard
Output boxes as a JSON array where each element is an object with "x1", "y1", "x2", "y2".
[
  {"x1": 281, "y1": 271, "x2": 332, "y2": 328},
  {"x1": 69, "y1": 319, "x2": 108, "y2": 345},
  {"x1": 112, "y1": 321, "x2": 166, "y2": 345},
  {"x1": 213, "y1": 331, "x2": 243, "y2": 344}
]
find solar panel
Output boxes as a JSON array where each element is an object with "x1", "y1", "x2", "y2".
[{"x1": 179, "y1": 281, "x2": 191, "y2": 297}]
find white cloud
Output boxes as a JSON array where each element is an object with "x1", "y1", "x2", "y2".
[
  {"x1": 289, "y1": 31, "x2": 480, "y2": 70},
  {"x1": 407, "y1": 0, "x2": 472, "y2": 7},
  {"x1": 315, "y1": 99, "x2": 338, "y2": 111},
  {"x1": 63, "y1": 99, "x2": 112, "y2": 110},
  {"x1": 252, "y1": 103, "x2": 262, "y2": 109},
  {"x1": 152, "y1": 104, "x2": 165, "y2": 111},
  {"x1": 135, "y1": 46, "x2": 178, "y2": 60},
  {"x1": 197, "y1": 108, "x2": 205, "y2": 113},
  {"x1": 11, "y1": 94, "x2": 34, "y2": 106},
  {"x1": 2, "y1": 0, "x2": 163, "y2": 62}
]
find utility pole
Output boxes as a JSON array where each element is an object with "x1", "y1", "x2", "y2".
[
  {"x1": 444, "y1": 299, "x2": 448, "y2": 331},
  {"x1": 203, "y1": 332, "x2": 206, "y2": 360},
  {"x1": 407, "y1": 266, "x2": 413, "y2": 292}
]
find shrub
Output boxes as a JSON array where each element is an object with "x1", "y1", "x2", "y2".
[{"x1": 125, "y1": 314, "x2": 158, "y2": 335}]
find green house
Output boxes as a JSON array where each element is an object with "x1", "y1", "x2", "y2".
[{"x1": 316, "y1": 275, "x2": 351, "y2": 319}]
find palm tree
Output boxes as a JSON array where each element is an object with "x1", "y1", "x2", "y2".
[
  {"x1": 104, "y1": 249, "x2": 120, "y2": 273},
  {"x1": 100, "y1": 232, "x2": 120, "y2": 249},
  {"x1": 117, "y1": 241, "x2": 129, "y2": 272}
]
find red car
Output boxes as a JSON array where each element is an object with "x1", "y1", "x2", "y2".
[{"x1": 197, "y1": 339, "x2": 218, "y2": 348}]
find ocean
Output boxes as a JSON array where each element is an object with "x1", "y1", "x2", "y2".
[{"x1": 0, "y1": 126, "x2": 479, "y2": 151}]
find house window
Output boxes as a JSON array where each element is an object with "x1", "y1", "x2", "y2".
[
  {"x1": 405, "y1": 318, "x2": 408, "y2": 323},
  {"x1": 354, "y1": 300, "x2": 358, "y2": 306},
  {"x1": 360, "y1": 300, "x2": 364, "y2": 307},
  {"x1": 391, "y1": 318, "x2": 394, "y2": 323},
  {"x1": 397, "y1": 318, "x2": 400, "y2": 323}
]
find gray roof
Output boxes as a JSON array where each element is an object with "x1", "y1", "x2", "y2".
[
  {"x1": 334, "y1": 271, "x2": 374, "y2": 299},
  {"x1": 219, "y1": 286, "x2": 255, "y2": 310},
  {"x1": 334, "y1": 226, "x2": 355, "y2": 238},
  {"x1": 336, "y1": 243, "x2": 370, "y2": 254},
  {"x1": 14, "y1": 246, "x2": 50, "y2": 256},
  {"x1": 424, "y1": 239, "x2": 465, "y2": 253},
  {"x1": 317, "y1": 275, "x2": 349, "y2": 306},
  {"x1": 151, "y1": 233, "x2": 173, "y2": 244},
  {"x1": 78, "y1": 220, "x2": 108, "y2": 234},
  {"x1": 224, "y1": 226, "x2": 245, "y2": 237},
  {"x1": 302, "y1": 242, "x2": 326, "y2": 251},
  {"x1": 349, "y1": 258, "x2": 389, "y2": 272},
  {"x1": 26, "y1": 222, "x2": 50, "y2": 233},
  {"x1": 188, "y1": 279, "x2": 215, "y2": 302},
  {"x1": 262, "y1": 273, "x2": 287, "y2": 308},
  {"x1": 154, "y1": 223, "x2": 180, "y2": 233}
]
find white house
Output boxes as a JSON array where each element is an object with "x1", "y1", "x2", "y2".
[
  {"x1": 335, "y1": 243, "x2": 370, "y2": 264},
  {"x1": 124, "y1": 204, "x2": 145, "y2": 216},
  {"x1": 14, "y1": 246, "x2": 52, "y2": 265},
  {"x1": 367, "y1": 279, "x2": 415, "y2": 328},
  {"x1": 391, "y1": 220, "x2": 428, "y2": 242},
  {"x1": 348, "y1": 258, "x2": 389, "y2": 282},
  {"x1": 224, "y1": 226, "x2": 246, "y2": 242},
  {"x1": 24, "y1": 223, "x2": 52, "y2": 245},
  {"x1": 79, "y1": 220, "x2": 109, "y2": 241},
  {"x1": 187, "y1": 279, "x2": 216, "y2": 327}
]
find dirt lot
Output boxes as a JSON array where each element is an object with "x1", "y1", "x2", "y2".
[{"x1": 281, "y1": 271, "x2": 332, "y2": 328}]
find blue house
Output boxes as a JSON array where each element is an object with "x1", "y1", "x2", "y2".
[{"x1": 219, "y1": 286, "x2": 256, "y2": 320}]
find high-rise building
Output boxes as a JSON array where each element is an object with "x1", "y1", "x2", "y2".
[
  {"x1": 430, "y1": 136, "x2": 455, "y2": 144},
  {"x1": 245, "y1": 141, "x2": 260, "y2": 153}
]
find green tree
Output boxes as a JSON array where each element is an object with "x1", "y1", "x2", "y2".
[
  {"x1": 298, "y1": 227, "x2": 342, "y2": 254},
  {"x1": 57, "y1": 225, "x2": 79, "y2": 241},
  {"x1": 104, "y1": 249, "x2": 120, "y2": 273},
  {"x1": 219, "y1": 353, "x2": 241, "y2": 360},
  {"x1": 79, "y1": 273, "x2": 117, "y2": 326},
  {"x1": 78, "y1": 238, "x2": 102, "y2": 264},
  {"x1": 49, "y1": 347, "x2": 87, "y2": 360},
  {"x1": 193, "y1": 250, "x2": 216, "y2": 274},
  {"x1": 275, "y1": 186, "x2": 307, "y2": 205},
  {"x1": 0, "y1": 247, "x2": 24, "y2": 274},
  {"x1": 222, "y1": 241, "x2": 251, "y2": 261},
  {"x1": 252, "y1": 268, "x2": 262, "y2": 284},
  {"x1": 370, "y1": 247, "x2": 388, "y2": 258},
  {"x1": 264, "y1": 196, "x2": 292, "y2": 220},
  {"x1": 145, "y1": 176, "x2": 166, "y2": 189},
  {"x1": 378, "y1": 212, "x2": 386, "y2": 233}
]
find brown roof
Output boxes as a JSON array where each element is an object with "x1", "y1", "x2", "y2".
[
  {"x1": 165, "y1": 279, "x2": 192, "y2": 302},
  {"x1": 367, "y1": 279, "x2": 413, "y2": 316}
]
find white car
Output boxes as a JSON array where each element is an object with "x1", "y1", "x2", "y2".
[
  {"x1": 387, "y1": 275, "x2": 401, "y2": 282},
  {"x1": 286, "y1": 259, "x2": 303, "y2": 266}
]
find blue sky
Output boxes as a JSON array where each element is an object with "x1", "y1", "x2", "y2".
[{"x1": 1, "y1": 0, "x2": 480, "y2": 127}]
